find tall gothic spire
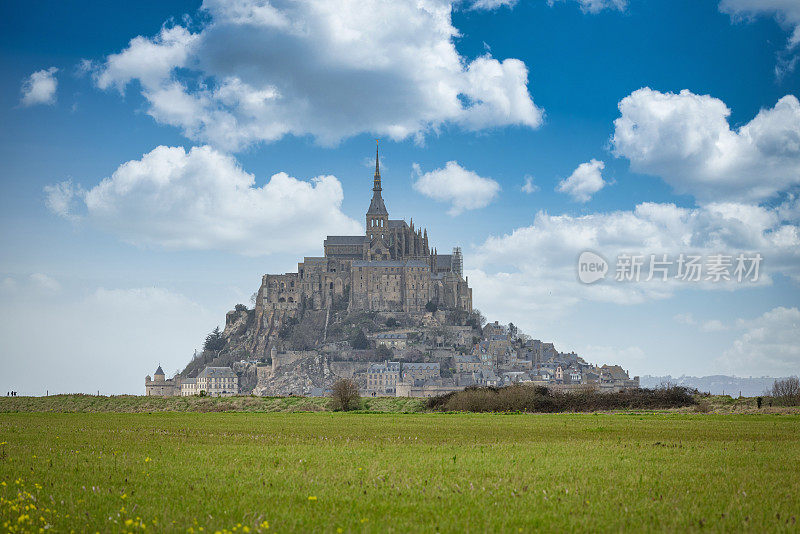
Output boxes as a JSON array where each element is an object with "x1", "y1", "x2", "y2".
[
  {"x1": 366, "y1": 140, "x2": 388, "y2": 216},
  {"x1": 373, "y1": 139, "x2": 381, "y2": 193}
]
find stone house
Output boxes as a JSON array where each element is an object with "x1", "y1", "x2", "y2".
[
  {"x1": 366, "y1": 361, "x2": 401, "y2": 395},
  {"x1": 401, "y1": 362, "x2": 440, "y2": 383},
  {"x1": 373, "y1": 332, "x2": 408, "y2": 349},
  {"x1": 454, "y1": 354, "x2": 481, "y2": 373}
]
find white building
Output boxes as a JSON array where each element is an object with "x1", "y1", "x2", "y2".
[{"x1": 181, "y1": 366, "x2": 238, "y2": 397}]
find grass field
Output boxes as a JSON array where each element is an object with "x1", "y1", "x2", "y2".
[{"x1": 1, "y1": 410, "x2": 799, "y2": 532}]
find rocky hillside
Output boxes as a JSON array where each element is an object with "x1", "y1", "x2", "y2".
[{"x1": 180, "y1": 299, "x2": 484, "y2": 394}]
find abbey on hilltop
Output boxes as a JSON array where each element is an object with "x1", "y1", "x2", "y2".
[{"x1": 254, "y1": 143, "x2": 472, "y2": 319}]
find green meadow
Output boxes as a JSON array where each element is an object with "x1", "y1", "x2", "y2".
[{"x1": 1, "y1": 410, "x2": 799, "y2": 533}]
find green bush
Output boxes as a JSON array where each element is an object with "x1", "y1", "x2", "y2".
[{"x1": 329, "y1": 379, "x2": 360, "y2": 411}]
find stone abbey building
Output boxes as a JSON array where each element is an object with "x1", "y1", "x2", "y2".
[{"x1": 255, "y1": 144, "x2": 472, "y2": 320}]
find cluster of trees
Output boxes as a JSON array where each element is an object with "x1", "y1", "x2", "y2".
[
  {"x1": 204, "y1": 326, "x2": 225, "y2": 352},
  {"x1": 769, "y1": 377, "x2": 800, "y2": 406},
  {"x1": 427, "y1": 384, "x2": 696, "y2": 413}
]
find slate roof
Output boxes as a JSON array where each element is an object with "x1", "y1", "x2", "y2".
[
  {"x1": 352, "y1": 260, "x2": 429, "y2": 268},
  {"x1": 368, "y1": 361, "x2": 401, "y2": 372},
  {"x1": 403, "y1": 362, "x2": 440, "y2": 370},
  {"x1": 387, "y1": 219, "x2": 408, "y2": 229},
  {"x1": 367, "y1": 193, "x2": 388, "y2": 215},
  {"x1": 375, "y1": 333, "x2": 408, "y2": 339},
  {"x1": 325, "y1": 235, "x2": 366, "y2": 245},
  {"x1": 197, "y1": 366, "x2": 237, "y2": 379},
  {"x1": 155, "y1": 365, "x2": 165, "y2": 376},
  {"x1": 433, "y1": 254, "x2": 453, "y2": 270}
]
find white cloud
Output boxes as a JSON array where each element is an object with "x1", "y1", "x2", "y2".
[
  {"x1": 718, "y1": 306, "x2": 800, "y2": 376},
  {"x1": 701, "y1": 319, "x2": 728, "y2": 332},
  {"x1": 467, "y1": 201, "x2": 800, "y2": 326},
  {"x1": 673, "y1": 314, "x2": 729, "y2": 332},
  {"x1": 612, "y1": 89, "x2": 800, "y2": 203},
  {"x1": 557, "y1": 159, "x2": 606, "y2": 202},
  {"x1": 720, "y1": 0, "x2": 800, "y2": 75},
  {"x1": 43, "y1": 179, "x2": 83, "y2": 220},
  {"x1": 45, "y1": 145, "x2": 361, "y2": 256},
  {"x1": 412, "y1": 161, "x2": 500, "y2": 216},
  {"x1": 29, "y1": 273, "x2": 61, "y2": 293},
  {"x1": 469, "y1": 0, "x2": 517, "y2": 10},
  {"x1": 521, "y1": 175, "x2": 539, "y2": 194},
  {"x1": 92, "y1": 0, "x2": 542, "y2": 151},
  {"x1": 20, "y1": 67, "x2": 58, "y2": 107},
  {"x1": 547, "y1": 0, "x2": 627, "y2": 14},
  {"x1": 674, "y1": 313, "x2": 696, "y2": 325}
]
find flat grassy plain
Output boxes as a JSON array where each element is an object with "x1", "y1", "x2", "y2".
[{"x1": 1, "y1": 408, "x2": 799, "y2": 532}]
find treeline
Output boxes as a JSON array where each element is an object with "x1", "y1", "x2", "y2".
[{"x1": 426, "y1": 384, "x2": 696, "y2": 413}]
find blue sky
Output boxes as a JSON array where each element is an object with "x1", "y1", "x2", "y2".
[{"x1": 1, "y1": 0, "x2": 799, "y2": 394}]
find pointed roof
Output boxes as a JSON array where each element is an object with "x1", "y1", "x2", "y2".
[
  {"x1": 155, "y1": 365, "x2": 165, "y2": 376},
  {"x1": 367, "y1": 140, "x2": 388, "y2": 216}
]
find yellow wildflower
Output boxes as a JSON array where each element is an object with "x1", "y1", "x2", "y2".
[
  {"x1": 307, "y1": 496, "x2": 317, "y2": 501},
  {"x1": 260, "y1": 520, "x2": 269, "y2": 529}
]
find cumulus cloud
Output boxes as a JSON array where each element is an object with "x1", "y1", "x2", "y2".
[
  {"x1": 673, "y1": 314, "x2": 729, "y2": 332},
  {"x1": 20, "y1": 67, "x2": 58, "y2": 107},
  {"x1": 44, "y1": 180, "x2": 83, "y2": 220},
  {"x1": 612, "y1": 89, "x2": 800, "y2": 203},
  {"x1": 521, "y1": 175, "x2": 539, "y2": 193},
  {"x1": 469, "y1": 0, "x2": 517, "y2": 10},
  {"x1": 717, "y1": 306, "x2": 800, "y2": 376},
  {"x1": 557, "y1": 159, "x2": 606, "y2": 202},
  {"x1": 467, "y1": 201, "x2": 800, "y2": 325},
  {"x1": 701, "y1": 319, "x2": 728, "y2": 332},
  {"x1": 91, "y1": 0, "x2": 543, "y2": 151},
  {"x1": 547, "y1": 0, "x2": 627, "y2": 14},
  {"x1": 45, "y1": 145, "x2": 361, "y2": 256},
  {"x1": 412, "y1": 161, "x2": 500, "y2": 216},
  {"x1": 720, "y1": 0, "x2": 800, "y2": 76},
  {"x1": 29, "y1": 273, "x2": 61, "y2": 293}
]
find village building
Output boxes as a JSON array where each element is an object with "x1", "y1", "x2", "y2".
[
  {"x1": 144, "y1": 366, "x2": 181, "y2": 396},
  {"x1": 373, "y1": 332, "x2": 408, "y2": 349},
  {"x1": 180, "y1": 366, "x2": 238, "y2": 397}
]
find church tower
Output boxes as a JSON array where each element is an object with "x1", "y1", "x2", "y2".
[{"x1": 366, "y1": 140, "x2": 388, "y2": 241}]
